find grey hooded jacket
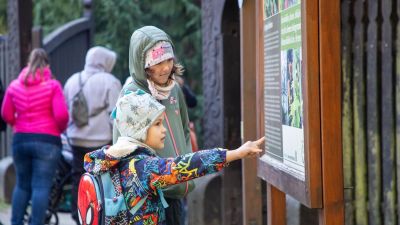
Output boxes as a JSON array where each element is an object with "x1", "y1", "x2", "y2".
[{"x1": 64, "y1": 46, "x2": 122, "y2": 147}]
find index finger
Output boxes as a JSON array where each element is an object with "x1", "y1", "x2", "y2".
[{"x1": 254, "y1": 137, "x2": 265, "y2": 146}]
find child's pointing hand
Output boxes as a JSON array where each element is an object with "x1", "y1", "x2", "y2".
[{"x1": 226, "y1": 137, "x2": 265, "y2": 163}]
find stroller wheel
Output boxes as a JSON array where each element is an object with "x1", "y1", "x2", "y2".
[{"x1": 44, "y1": 209, "x2": 59, "y2": 225}]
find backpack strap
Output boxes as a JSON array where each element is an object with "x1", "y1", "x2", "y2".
[
  {"x1": 129, "y1": 189, "x2": 169, "y2": 216},
  {"x1": 157, "y1": 189, "x2": 169, "y2": 208},
  {"x1": 79, "y1": 72, "x2": 109, "y2": 117},
  {"x1": 100, "y1": 172, "x2": 128, "y2": 216}
]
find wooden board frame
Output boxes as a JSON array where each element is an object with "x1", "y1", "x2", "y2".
[{"x1": 256, "y1": 0, "x2": 322, "y2": 208}]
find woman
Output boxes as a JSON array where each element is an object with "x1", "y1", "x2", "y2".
[{"x1": 1, "y1": 48, "x2": 69, "y2": 225}]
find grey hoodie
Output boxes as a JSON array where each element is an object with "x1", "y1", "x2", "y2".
[
  {"x1": 113, "y1": 26, "x2": 194, "y2": 199},
  {"x1": 64, "y1": 46, "x2": 122, "y2": 147}
]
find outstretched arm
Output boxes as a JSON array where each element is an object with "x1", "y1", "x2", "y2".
[{"x1": 226, "y1": 137, "x2": 264, "y2": 162}]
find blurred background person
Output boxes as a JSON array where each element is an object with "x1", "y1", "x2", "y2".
[
  {"x1": 63, "y1": 46, "x2": 121, "y2": 225},
  {"x1": 1, "y1": 48, "x2": 69, "y2": 225}
]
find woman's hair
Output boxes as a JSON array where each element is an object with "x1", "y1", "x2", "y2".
[{"x1": 25, "y1": 48, "x2": 49, "y2": 85}]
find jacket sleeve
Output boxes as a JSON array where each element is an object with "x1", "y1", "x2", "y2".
[
  {"x1": 177, "y1": 86, "x2": 192, "y2": 152},
  {"x1": 52, "y1": 81, "x2": 69, "y2": 132},
  {"x1": 1, "y1": 87, "x2": 16, "y2": 126},
  {"x1": 84, "y1": 148, "x2": 120, "y2": 175},
  {"x1": 135, "y1": 149, "x2": 227, "y2": 192},
  {"x1": 181, "y1": 84, "x2": 197, "y2": 108}
]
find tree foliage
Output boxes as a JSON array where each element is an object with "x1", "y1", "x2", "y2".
[
  {"x1": 33, "y1": 0, "x2": 82, "y2": 35},
  {"x1": 93, "y1": 0, "x2": 202, "y2": 91},
  {"x1": 0, "y1": 0, "x2": 7, "y2": 34}
]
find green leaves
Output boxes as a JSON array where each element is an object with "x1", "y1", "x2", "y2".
[
  {"x1": 33, "y1": 0, "x2": 82, "y2": 35},
  {"x1": 0, "y1": 0, "x2": 6, "y2": 34},
  {"x1": 93, "y1": 0, "x2": 202, "y2": 93}
]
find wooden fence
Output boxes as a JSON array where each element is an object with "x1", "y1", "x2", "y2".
[
  {"x1": 342, "y1": 0, "x2": 400, "y2": 224},
  {"x1": 0, "y1": 35, "x2": 12, "y2": 159}
]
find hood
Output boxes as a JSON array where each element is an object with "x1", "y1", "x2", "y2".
[
  {"x1": 129, "y1": 26, "x2": 174, "y2": 90},
  {"x1": 18, "y1": 66, "x2": 52, "y2": 86},
  {"x1": 83, "y1": 46, "x2": 117, "y2": 75},
  {"x1": 113, "y1": 89, "x2": 165, "y2": 142}
]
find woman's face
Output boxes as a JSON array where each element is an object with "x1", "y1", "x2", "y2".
[
  {"x1": 144, "y1": 114, "x2": 167, "y2": 150},
  {"x1": 146, "y1": 59, "x2": 174, "y2": 86}
]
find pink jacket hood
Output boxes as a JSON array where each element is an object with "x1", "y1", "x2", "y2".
[{"x1": 18, "y1": 66, "x2": 52, "y2": 86}]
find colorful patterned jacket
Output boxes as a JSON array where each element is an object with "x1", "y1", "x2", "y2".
[{"x1": 84, "y1": 147, "x2": 227, "y2": 224}]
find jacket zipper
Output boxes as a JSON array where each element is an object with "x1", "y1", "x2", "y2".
[{"x1": 163, "y1": 112, "x2": 189, "y2": 196}]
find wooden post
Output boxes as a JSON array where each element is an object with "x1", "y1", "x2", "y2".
[
  {"x1": 267, "y1": 185, "x2": 286, "y2": 225},
  {"x1": 17, "y1": 0, "x2": 32, "y2": 67},
  {"x1": 318, "y1": 0, "x2": 344, "y2": 224},
  {"x1": 32, "y1": 26, "x2": 43, "y2": 49},
  {"x1": 240, "y1": 0, "x2": 263, "y2": 224},
  {"x1": 366, "y1": 1, "x2": 381, "y2": 225},
  {"x1": 381, "y1": 0, "x2": 397, "y2": 224}
]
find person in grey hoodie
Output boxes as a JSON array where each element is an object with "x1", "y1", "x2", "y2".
[
  {"x1": 64, "y1": 46, "x2": 122, "y2": 224},
  {"x1": 114, "y1": 26, "x2": 193, "y2": 225}
]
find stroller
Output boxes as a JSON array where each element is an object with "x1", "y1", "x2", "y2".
[{"x1": 25, "y1": 134, "x2": 74, "y2": 225}]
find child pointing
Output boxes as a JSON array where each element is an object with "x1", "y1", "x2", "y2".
[{"x1": 83, "y1": 90, "x2": 264, "y2": 224}]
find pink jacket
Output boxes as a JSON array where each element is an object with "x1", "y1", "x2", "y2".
[{"x1": 1, "y1": 66, "x2": 69, "y2": 136}]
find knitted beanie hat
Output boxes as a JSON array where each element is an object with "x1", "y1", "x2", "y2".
[
  {"x1": 113, "y1": 89, "x2": 165, "y2": 142},
  {"x1": 144, "y1": 41, "x2": 174, "y2": 68}
]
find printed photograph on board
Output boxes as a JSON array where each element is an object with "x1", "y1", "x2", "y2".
[
  {"x1": 281, "y1": 48, "x2": 303, "y2": 129},
  {"x1": 264, "y1": 0, "x2": 279, "y2": 18},
  {"x1": 280, "y1": 0, "x2": 300, "y2": 10}
]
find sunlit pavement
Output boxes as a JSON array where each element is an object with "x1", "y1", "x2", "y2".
[{"x1": 0, "y1": 205, "x2": 76, "y2": 225}]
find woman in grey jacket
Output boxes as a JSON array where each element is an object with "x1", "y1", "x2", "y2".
[{"x1": 64, "y1": 46, "x2": 122, "y2": 225}]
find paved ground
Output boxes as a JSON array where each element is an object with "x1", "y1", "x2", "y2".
[{"x1": 0, "y1": 204, "x2": 76, "y2": 225}]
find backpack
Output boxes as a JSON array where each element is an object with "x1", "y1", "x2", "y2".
[
  {"x1": 71, "y1": 73, "x2": 90, "y2": 128},
  {"x1": 78, "y1": 170, "x2": 151, "y2": 225},
  {"x1": 71, "y1": 73, "x2": 108, "y2": 128}
]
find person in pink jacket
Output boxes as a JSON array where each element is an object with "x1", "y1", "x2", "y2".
[{"x1": 1, "y1": 48, "x2": 69, "y2": 225}]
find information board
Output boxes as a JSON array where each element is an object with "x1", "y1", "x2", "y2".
[
  {"x1": 263, "y1": 1, "x2": 305, "y2": 181},
  {"x1": 258, "y1": 0, "x2": 322, "y2": 208}
]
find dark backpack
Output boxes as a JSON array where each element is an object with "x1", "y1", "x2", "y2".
[{"x1": 71, "y1": 73, "x2": 108, "y2": 128}]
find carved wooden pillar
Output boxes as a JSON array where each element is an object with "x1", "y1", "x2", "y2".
[
  {"x1": 202, "y1": 1, "x2": 242, "y2": 224},
  {"x1": 7, "y1": 0, "x2": 32, "y2": 76},
  {"x1": 202, "y1": 0, "x2": 225, "y2": 149}
]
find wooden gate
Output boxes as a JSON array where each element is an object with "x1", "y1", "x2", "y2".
[
  {"x1": 342, "y1": 0, "x2": 400, "y2": 224},
  {"x1": 33, "y1": 17, "x2": 93, "y2": 85},
  {"x1": 0, "y1": 3, "x2": 93, "y2": 158}
]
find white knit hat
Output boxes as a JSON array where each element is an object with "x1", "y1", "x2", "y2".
[
  {"x1": 113, "y1": 89, "x2": 165, "y2": 141},
  {"x1": 144, "y1": 41, "x2": 174, "y2": 68}
]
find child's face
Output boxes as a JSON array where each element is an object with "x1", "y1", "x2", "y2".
[
  {"x1": 144, "y1": 114, "x2": 167, "y2": 149},
  {"x1": 146, "y1": 59, "x2": 174, "y2": 86}
]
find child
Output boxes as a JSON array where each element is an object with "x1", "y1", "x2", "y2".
[
  {"x1": 85, "y1": 90, "x2": 264, "y2": 225},
  {"x1": 115, "y1": 26, "x2": 195, "y2": 224}
]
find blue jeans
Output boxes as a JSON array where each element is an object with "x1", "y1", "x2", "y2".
[{"x1": 11, "y1": 133, "x2": 61, "y2": 225}]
